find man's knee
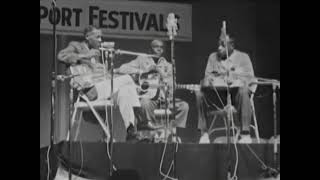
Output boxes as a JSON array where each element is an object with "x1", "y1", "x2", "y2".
[
  {"x1": 238, "y1": 86, "x2": 250, "y2": 95},
  {"x1": 83, "y1": 86, "x2": 98, "y2": 101},
  {"x1": 179, "y1": 101, "x2": 189, "y2": 112},
  {"x1": 118, "y1": 86, "x2": 131, "y2": 95},
  {"x1": 140, "y1": 98, "x2": 152, "y2": 108}
]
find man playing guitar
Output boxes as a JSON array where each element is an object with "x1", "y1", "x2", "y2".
[
  {"x1": 116, "y1": 39, "x2": 189, "y2": 135},
  {"x1": 57, "y1": 25, "x2": 141, "y2": 142}
]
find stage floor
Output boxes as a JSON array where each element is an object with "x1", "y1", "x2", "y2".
[{"x1": 40, "y1": 141, "x2": 280, "y2": 180}]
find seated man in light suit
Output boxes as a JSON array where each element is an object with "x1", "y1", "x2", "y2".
[{"x1": 58, "y1": 25, "x2": 142, "y2": 142}]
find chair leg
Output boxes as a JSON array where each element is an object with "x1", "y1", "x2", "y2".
[
  {"x1": 103, "y1": 105, "x2": 112, "y2": 142},
  {"x1": 252, "y1": 113, "x2": 260, "y2": 143},
  {"x1": 104, "y1": 105, "x2": 109, "y2": 128},
  {"x1": 230, "y1": 118, "x2": 237, "y2": 142},
  {"x1": 250, "y1": 95, "x2": 260, "y2": 143},
  {"x1": 67, "y1": 106, "x2": 78, "y2": 141},
  {"x1": 208, "y1": 115, "x2": 217, "y2": 135},
  {"x1": 208, "y1": 115, "x2": 230, "y2": 136},
  {"x1": 80, "y1": 94, "x2": 111, "y2": 141},
  {"x1": 74, "y1": 110, "x2": 83, "y2": 141}
]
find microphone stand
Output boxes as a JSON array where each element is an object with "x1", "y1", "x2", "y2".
[
  {"x1": 272, "y1": 82, "x2": 280, "y2": 175},
  {"x1": 55, "y1": 55, "x2": 75, "y2": 180},
  {"x1": 109, "y1": 49, "x2": 115, "y2": 177},
  {"x1": 168, "y1": 23, "x2": 178, "y2": 180},
  {"x1": 164, "y1": 84, "x2": 172, "y2": 144},
  {"x1": 221, "y1": 21, "x2": 235, "y2": 180},
  {"x1": 49, "y1": 1, "x2": 73, "y2": 178},
  {"x1": 100, "y1": 47, "x2": 115, "y2": 177},
  {"x1": 248, "y1": 80, "x2": 280, "y2": 178},
  {"x1": 48, "y1": 0, "x2": 61, "y2": 179}
]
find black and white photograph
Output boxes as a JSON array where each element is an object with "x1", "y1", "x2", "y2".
[{"x1": 40, "y1": 0, "x2": 280, "y2": 179}]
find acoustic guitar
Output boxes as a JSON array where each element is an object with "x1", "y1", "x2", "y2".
[
  {"x1": 69, "y1": 63, "x2": 110, "y2": 90},
  {"x1": 135, "y1": 71, "x2": 200, "y2": 99}
]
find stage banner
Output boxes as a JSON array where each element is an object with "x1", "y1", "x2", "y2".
[{"x1": 40, "y1": 0, "x2": 192, "y2": 41}]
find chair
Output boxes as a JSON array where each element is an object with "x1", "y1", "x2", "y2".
[
  {"x1": 135, "y1": 108, "x2": 176, "y2": 143},
  {"x1": 206, "y1": 93, "x2": 261, "y2": 143},
  {"x1": 66, "y1": 92, "x2": 113, "y2": 142}
]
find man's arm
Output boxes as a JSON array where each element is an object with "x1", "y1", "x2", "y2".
[
  {"x1": 204, "y1": 53, "x2": 221, "y2": 78},
  {"x1": 202, "y1": 53, "x2": 221, "y2": 86},
  {"x1": 238, "y1": 53, "x2": 257, "y2": 92},
  {"x1": 238, "y1": 53, "x2": 254, "y2": 76},
  {"x1": 58, "y1": 41, "x2": 99, "y2": 68},
  {"x1": 117, "y1": 56, "x2": 152, "y2": 74},
  {"x1": 58, "y1": 41, "x2": 83, "y2": 64}
]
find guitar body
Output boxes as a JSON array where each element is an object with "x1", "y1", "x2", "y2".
[
  {"x1": 135, "y1": 70, "x2": 201, "y2": 100},
  {"x1": 137, "y1": 71, "x2": 162, "y2": 100},
  {"x1": 70, "y1": 64, "x2": 109, "y2": 90},
  {"x1": 138, "y1": 76, "x2": 201, "y2": 101}
]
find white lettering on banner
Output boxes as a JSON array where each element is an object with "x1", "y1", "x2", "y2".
[{"x1": 40, "y1": 0, "x2": 192, "y2": 41}]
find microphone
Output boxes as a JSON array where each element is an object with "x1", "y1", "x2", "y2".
[
  {"x1": 221, "y1": 21, "x2": 229, "y2": 42},
  {"x1": 100, "y1": 42, "x2": 115, "y2": 59},
  {"x1": 56, "y1": 74, "x2": 79, "y2": 81},
  {"x1": 100, "y1": 42, "x2": 115, "y2": 52},
  {"x1": 101, "y1": 42, "x2": 115, "y2": 49},
  {"x1": 166, "y1": 13, "x2": 178, "y2": 40}
]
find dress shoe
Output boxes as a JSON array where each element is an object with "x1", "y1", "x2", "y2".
[
  {"x1": 168, "y1": 133, "x2": 181, "y2": 143},
  {"x1": 126, "y1": 124, "x2": 140, "y2": 143},
  {"x1": 199, "y1": 132, "x2": 210, "y2": 144},
  {"x1": 238, "y1": 134, "x2": 252, "y2": 144},
  {"x1": 137, "y1": 121, "x2": 163, "y2": 131}
]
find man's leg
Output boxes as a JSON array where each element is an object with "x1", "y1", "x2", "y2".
[
  {"x1": 94, "y1": 74, "x2": 140, "y2": 129},
  {"x1": 93, "y1": 75, "x2": 141, "y2": 142},
  {"x1": 170, "y1": 98, "x2": 189, "y2": 128},
  {"x1": 94, "y1": 74, "x2": 137, "y2": 100},
  {"x1": 139, "y1": 98, "x2": 163, "y2": 129},
  {"x1": 195, "y1": 90, "x2": 212, "y2": 143},
  {"x1": 115, "y1": 85, "x2": 140, "y2": 128},
  {"x1": 195, "y1": 90, "x2": 208, "y2": 133},
  {"x1": 115, "y1": 84, "x2": 141, "y2": 142},
  {"x1": 234, "y1": 86, "x2": 253, "y2": 143},
  {"x1": 163, "y1": 98, "x2": 189, "y2": 143}
]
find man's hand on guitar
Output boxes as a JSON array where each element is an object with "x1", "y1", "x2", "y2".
[
  {"x1": 202, "y1": 75, "x2": 215, "y2": 87},
  {"x1": 90, "y1": 61, "x2": 104, "y2": 71},
  {"x1": 225, "y1": 76, "x2": 234, "y2": 85},
  {"x1": 84, "y1": 49, "x2": 100, "y2": 59},
  {"x1": 92, "y1": 63, "x2": 106, "y2": 70}
]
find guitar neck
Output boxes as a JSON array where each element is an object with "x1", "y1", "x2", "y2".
[
  {"x1": 217, "y1": 71, "x2": 255, "y2": 79},
  {"x1": 176, "y1": 84, "x2": 200, "y2": 91},
  {"x1": 146, "y1": 83, "x2": 200, "y2": 91}
]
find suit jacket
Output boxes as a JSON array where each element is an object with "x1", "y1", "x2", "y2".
[
  {"x1": 58, "y1": 41, "x2": 103, "y2": 75},
  {"x1": 58, "y1": 41, "x2": 100, "y2": 63},
  {"x1": 58, "y1": 41, "x2": 110, "y2": 90}
]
